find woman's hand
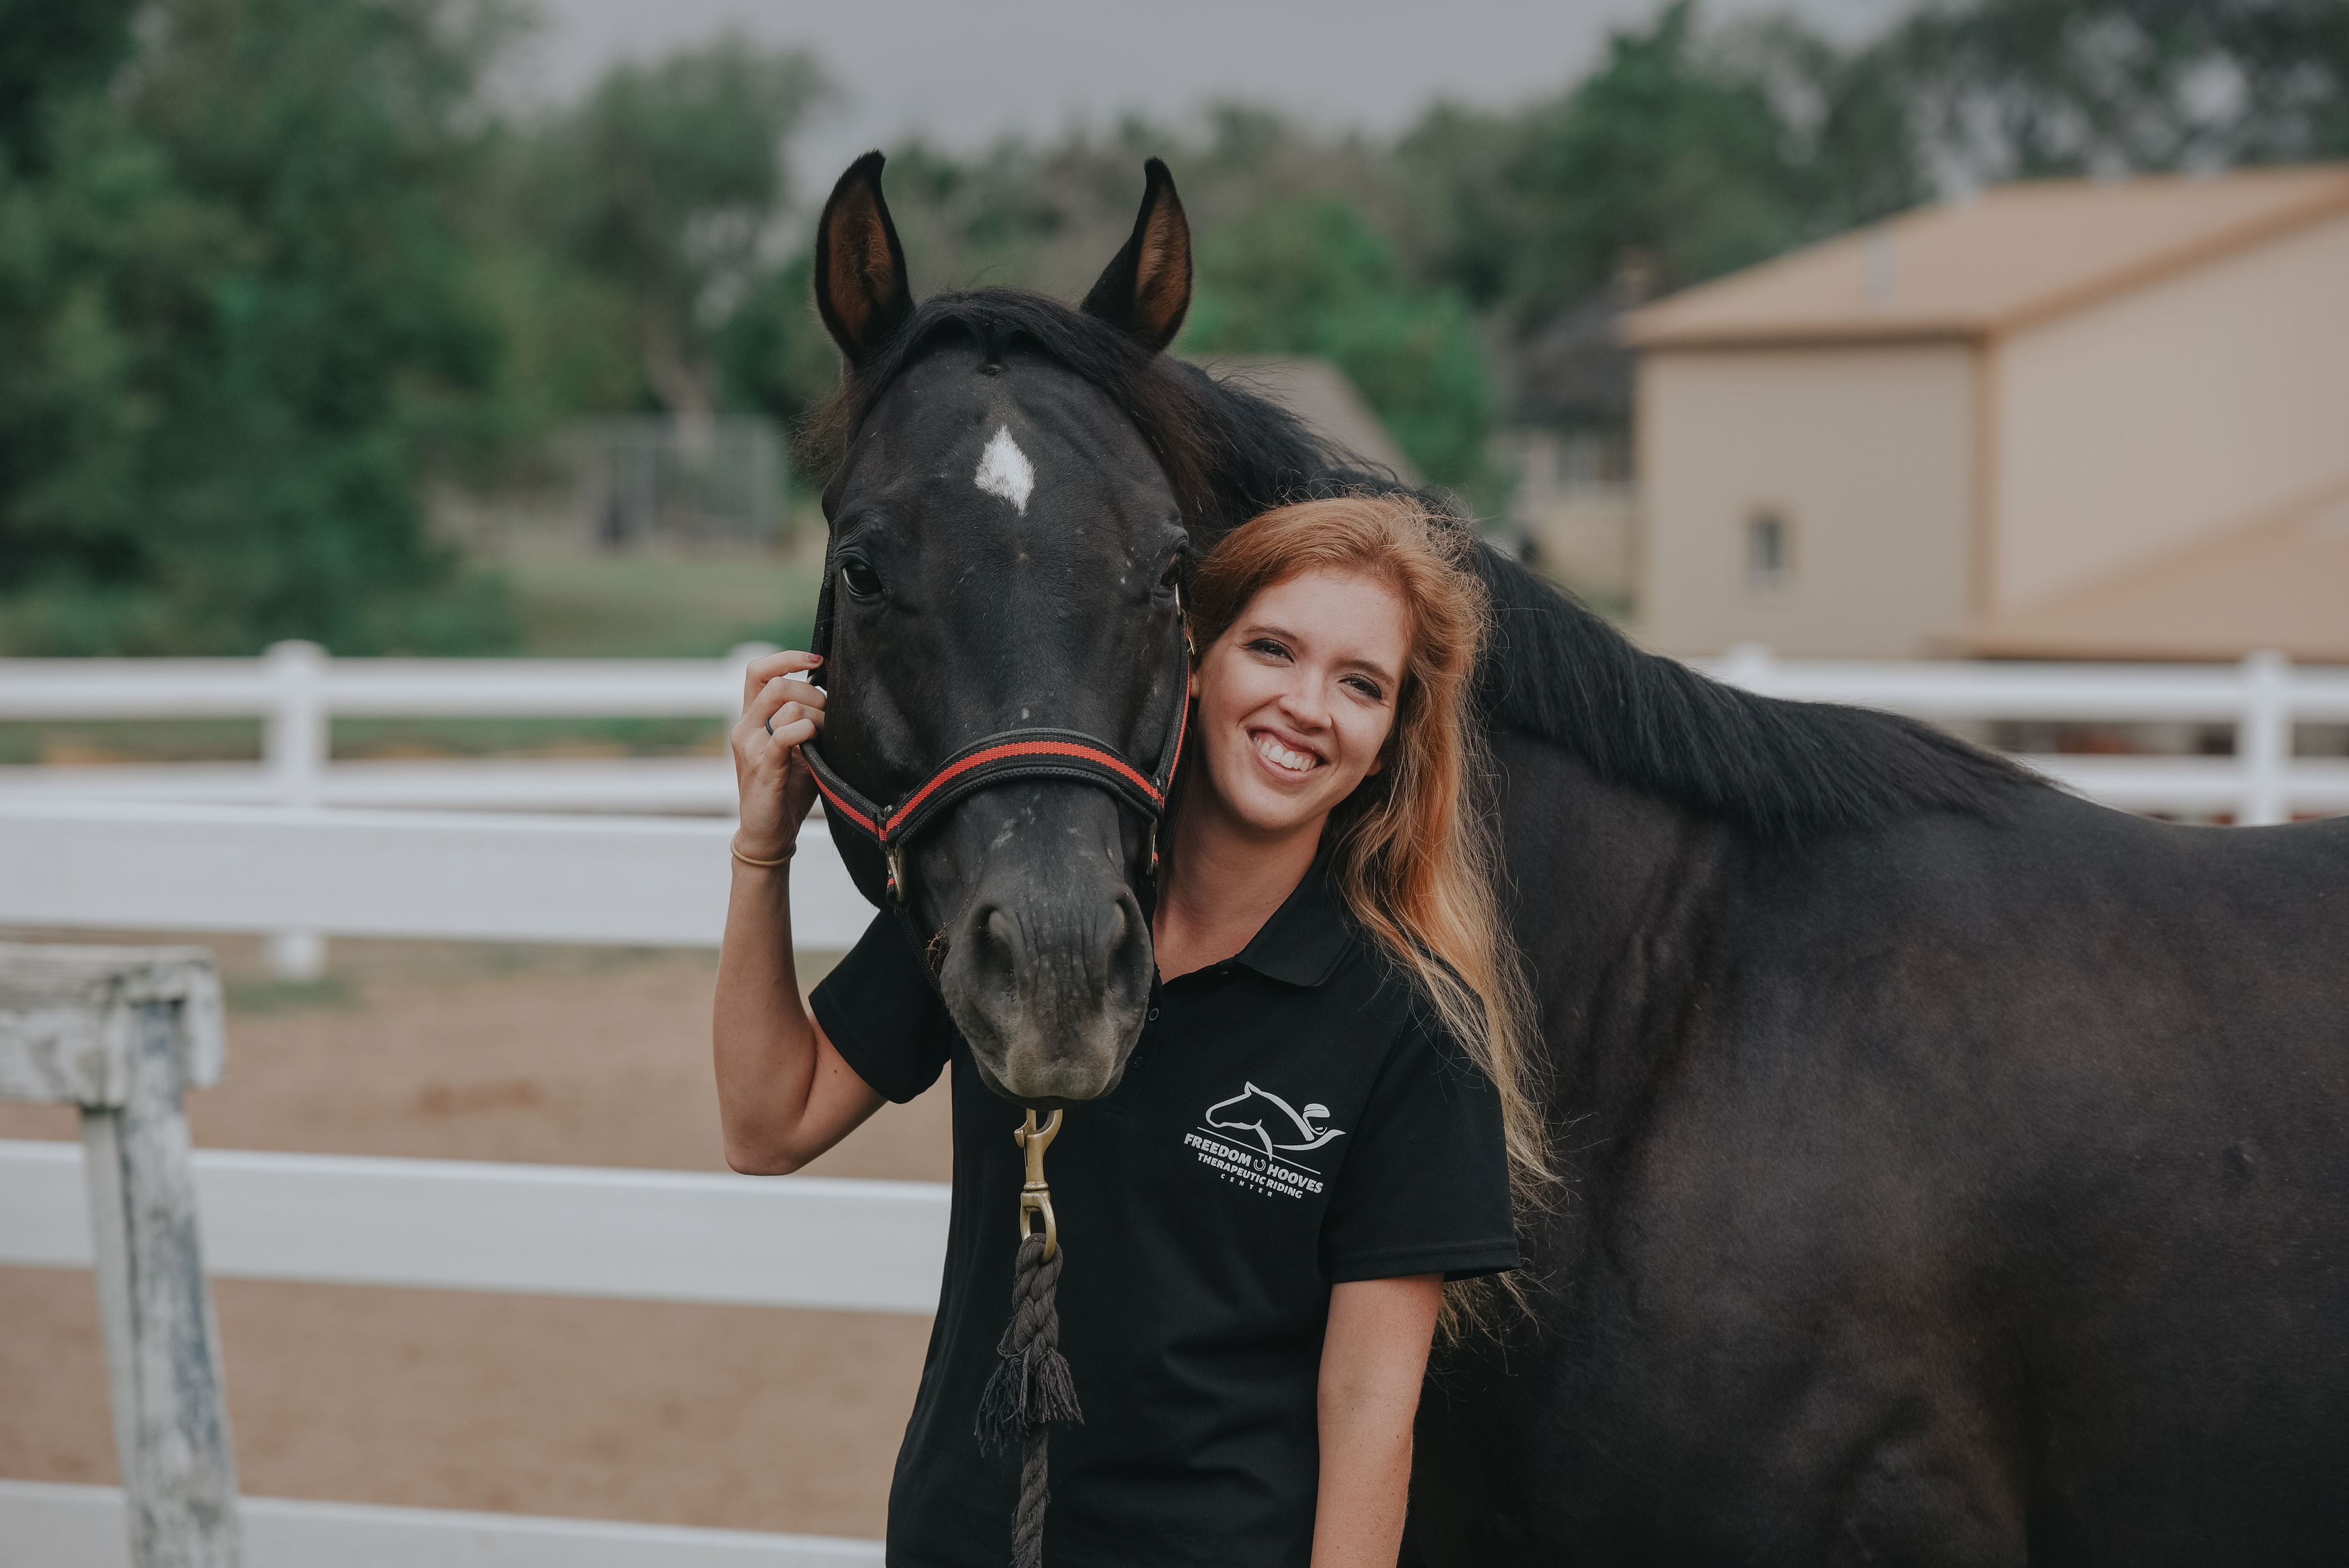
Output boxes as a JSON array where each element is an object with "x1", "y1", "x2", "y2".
[{"x1": 731, "y1": 650, "x2": 828, "y2": 861}]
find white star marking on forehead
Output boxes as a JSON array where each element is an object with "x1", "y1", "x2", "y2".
[{"x1": 974, "y1": 425, "x2": 1035, "y2": 515}]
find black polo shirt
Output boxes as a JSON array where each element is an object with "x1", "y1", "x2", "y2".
[{"x1": 808, "y1": 856, "x2": 1518, "y2": 1568}]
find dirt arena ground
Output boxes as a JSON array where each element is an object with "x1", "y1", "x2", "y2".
[{"x1": 0, "y1": 933, "x2": 949, "y2": 1539}]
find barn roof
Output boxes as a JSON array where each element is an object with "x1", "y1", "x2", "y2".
[
  {"x1": 1957, "y1": 476, "x2": 2349, "y2": 664},
  {"x1": 1189, "y1": 355, "x2": 1420, "y2": 484},
  {"x1": 1621, "y1": 164, "x2": 2349, "y2": 350}
]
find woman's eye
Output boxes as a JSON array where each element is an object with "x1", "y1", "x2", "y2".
[
  {"x1": 840, "y1": 560, "x2": 882, "y2": 598},
  {"x1": 1345, "y1": 677, "x2": 1385, "y2": 701},
  {"x1": 1248, "y1": 639, "x2": 1290, "y2": 660}
]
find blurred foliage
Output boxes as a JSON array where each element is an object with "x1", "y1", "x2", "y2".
[
  {"x1": 0, "y1": 0, "x2": 519, "y2": 654},
  {"x1": 1182, "y1": 199, "x2": 1495, "y2": 496},
  {"x1": 716, "y1": 253, "x2": 840, "y2": 435},
  {"x1": 516, "y1": 37, "x2": 831, "y2": 417},
  {"x1": 1, "y1": 0, "x2": 2338, "y2": 654},
  {"x1": 1398, "y1": 2, "x2": 1931, "y2": 316},
  {"x1": 1894, "y1": 0, "x2": 2349, "y2": 176}
]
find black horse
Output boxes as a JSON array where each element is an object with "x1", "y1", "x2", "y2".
[{"x1": 802, "y1": 152, "x2": 2349, "y2": 1563}]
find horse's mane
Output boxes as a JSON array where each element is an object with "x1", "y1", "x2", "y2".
[{"x1": 803, "y1": 288, "x2": 2036, "y2": 845}]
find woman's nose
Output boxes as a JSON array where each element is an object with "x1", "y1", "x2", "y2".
[{"x1": 1275, "y1": 682, "x2": 1328, "y2": 730}]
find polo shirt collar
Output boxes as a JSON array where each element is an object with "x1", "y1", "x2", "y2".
[{"x1": 1233, "y1": 843, "x2": 1355, "y2": 988}]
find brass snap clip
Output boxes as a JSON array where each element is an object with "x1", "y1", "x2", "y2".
[{"x1": 1014, "y1": 1109, "x2": 1063, "y2": 1261}]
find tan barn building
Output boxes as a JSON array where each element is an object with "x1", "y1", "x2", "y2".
[{"x1": 1621, "y1": 166, "x2": 2349, "y2": 661}]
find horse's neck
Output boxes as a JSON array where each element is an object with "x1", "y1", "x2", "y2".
[{"x1": 1492, "y1": 732, "x2": 1742, "y2": 1121}]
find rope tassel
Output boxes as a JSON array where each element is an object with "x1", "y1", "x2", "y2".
[
  {"x1": 977, "y1": 1112, "x2": 1082, "y2": 1568},
  {"x1": 977, "y1": 1234, "x2": 1082, "y2": 1450}
]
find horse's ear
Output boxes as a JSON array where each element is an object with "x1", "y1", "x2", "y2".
[
  {"x1": 1081, "y1": 159, "x2": 1191, "y2": 352},
  {"x1": 814, "y1": 151, "x2": 914, "y2": 365}
]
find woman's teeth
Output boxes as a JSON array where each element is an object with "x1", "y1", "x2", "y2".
[{"x1": 1254, "y1": 732, "x2": 1319, "y2": 773}]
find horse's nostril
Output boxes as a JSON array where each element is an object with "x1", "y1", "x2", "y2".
[{"x1": 971, "y1": 905, "x2": 1034, "y2": 985}]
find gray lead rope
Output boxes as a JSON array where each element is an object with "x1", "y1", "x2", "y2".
[{"x1": 976, "y1": 1111, "x2": 1082, "y2": 1568}]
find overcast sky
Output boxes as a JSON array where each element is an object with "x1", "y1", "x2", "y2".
[{"x1": 514, "y1": 0, "x2": 1907, "y2": 195}]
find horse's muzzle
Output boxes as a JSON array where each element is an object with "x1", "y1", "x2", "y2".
[{"x1": 934, "y1": 790, "x2": 1154, "y2": 1107}]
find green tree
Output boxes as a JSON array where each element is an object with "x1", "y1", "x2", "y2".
[
  {"x1": 1897, "y1": 0, "x2": 2349, "y2": 177},
  {"x1": 1401, "y1": 1, "x2": 1930, "y2": 316},
  {"x1": 0, "y1": 0, "x2": 521, "y2": 654},
  {"x1": 534, "y1": 39, "x2": 831, "y2": 416},
  {"x1": 716, "y1": 253, "x2": 839, "y2": 435},
  {"x1": 1182, "y1": 197, "x2": 1496, "y2": 497}
]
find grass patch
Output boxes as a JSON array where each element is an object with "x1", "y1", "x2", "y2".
[
  {"x1": 506, "y1": 549, "x2": 821, "y2": 658},
  {"x1": 225, "y1": 974, "x2": 359, "y2": 1015},
  {"x1": 0, "y1": 718, "x2": 265, "y2": 766},
  {"x1": 330, "y1": 715, "x2": 728, "y2": 759}
]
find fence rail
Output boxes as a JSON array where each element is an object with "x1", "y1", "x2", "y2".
[
  {"x1": 7, "y1": 643, "x2": 2346, "y2": 823},
  {"x1": 0, "y1": 1139, "x2": 947, "y2": 1314},
  {"x1": 0, "y1": 798, "x2": 870, "y2": 951},
  {"x1": 2, "y1": 1481, "x2": 882, "y2": 1568}
]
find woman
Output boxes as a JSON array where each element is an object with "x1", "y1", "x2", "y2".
[{"x1": 714, "y1": 494, "x2": 1543, "y2": 1567}]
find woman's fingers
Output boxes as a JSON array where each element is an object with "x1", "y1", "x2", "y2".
[
  {"x1": 741, "y1": 650, "x2": 823, "y2": 709},
  {"x1": 765, "y1": 713, "x2": 820, "y2": 750},
  {"x1": 733, "y1": 684, "x2": 827, "y2": 782},
  {"x1": 748, "y1": 674, "x2": 829, "y2": 730}
]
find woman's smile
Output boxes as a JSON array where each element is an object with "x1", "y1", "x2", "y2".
[{"x1": 1251, "y1": 728, "x2": 1325, "y2": 775}]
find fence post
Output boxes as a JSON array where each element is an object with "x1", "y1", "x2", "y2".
[
  {"x1": 260, "y1": 641, "x2": 327, "y2": 980},
  {"x1": 2239, "y1": 650, "x2": 2291, "y2": 827},
  {"x1": 0, "y1": 943, "x2": 242, "y2": 1568}
]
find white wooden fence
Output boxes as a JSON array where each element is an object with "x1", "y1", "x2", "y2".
[
  {"x1": 5, "y1": 643, "x2": 2346, "y2": 1564},
  {"x1": 0, "y1": 805, "x2": 909, "y2": 1565},
  {"x1": 6, "y1": 642, "x2": 2344, "y2": 828},
  {"x1": 0, "y1": 639, "x2": 773, "y2": 812}
]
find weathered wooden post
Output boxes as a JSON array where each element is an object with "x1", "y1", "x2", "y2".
[{"x1": 0, "y1": 943, "x2": 243, "y2": 1568}]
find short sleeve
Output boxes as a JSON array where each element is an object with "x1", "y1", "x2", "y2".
[
  {"x1": 1321, "y1": 1009, "x2": 1519, "y2": 1284},
  {"x1": 808, "y1": 914, "x2": 956, "y2": 1105}
]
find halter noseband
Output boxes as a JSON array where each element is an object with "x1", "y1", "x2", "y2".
[{"x1": 801, "y1": 632, "x2": 1189, "y2": 904}]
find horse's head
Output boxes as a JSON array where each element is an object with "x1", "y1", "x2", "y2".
[{"x1": 808, "y1": 153, "x2": 1197, "y2": 1107}]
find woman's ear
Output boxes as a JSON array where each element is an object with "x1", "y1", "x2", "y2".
[
  {"x1": 814, "y1": 151, "x2": 914, "y2": 366},
  {"x1": 1081, "y1": 159, "x2": 1191, "y2": 352}
]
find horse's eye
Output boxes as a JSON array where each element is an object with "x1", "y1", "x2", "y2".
[
  {"x1": 1158, "y1": 559, "x2": 1183, "y2": 596},
  {"x1": 840, "y1": 559, "x2": 882, "y2": 600}
]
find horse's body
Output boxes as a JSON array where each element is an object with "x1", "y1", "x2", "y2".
[
  {"x1": 802, "y1": 154, "x2": 2349, "y2": 1562},
  {"x1": 1410, "y1": 742, "x2": 2349, "y2": 1565}
]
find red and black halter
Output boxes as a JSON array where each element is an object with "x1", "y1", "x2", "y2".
[{"x1": 798, "y1": 546, "x2": 1191, "y2": 949}]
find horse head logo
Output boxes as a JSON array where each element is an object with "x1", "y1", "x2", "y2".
[{"x1": 1205, "y1": 1082, "x2": 1346, "y2": 1161}]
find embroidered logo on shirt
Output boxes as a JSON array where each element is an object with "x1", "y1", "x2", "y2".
[{"x1": 1184, "y1": 1082, "x2": 1345, "y2": 1199}]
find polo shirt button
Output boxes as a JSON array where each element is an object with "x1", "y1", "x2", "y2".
[{"x1": 1147, "y1": 1008, "x2": 1160, "y2": 1021}]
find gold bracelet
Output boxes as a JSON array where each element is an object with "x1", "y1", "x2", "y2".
[{"x1": 730, "y1": 837, "x2": 795, "y2": 869}]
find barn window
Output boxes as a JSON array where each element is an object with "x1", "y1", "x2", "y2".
[{"x1": 1746, "y1": 512, "x2": 1791, "y2": 589}]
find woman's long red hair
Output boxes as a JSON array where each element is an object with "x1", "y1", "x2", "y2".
[{"x1": 1188, "y1": 495, "x2": 1548, "y2": 1327}]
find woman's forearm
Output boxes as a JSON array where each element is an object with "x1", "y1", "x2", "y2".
[
  {"x1": 713, "y1": 857, "x2": 814, "y2": 1171},
  {"x1": 1312, "y1": 1274, "x2": 1443, "y2": 1567},
  {"x1": 713, "y1": 857, "x2": 885, "y2": 1173},
  {"x1": 713, "y1": 651, "x2": 880, "y2": 1174}
]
